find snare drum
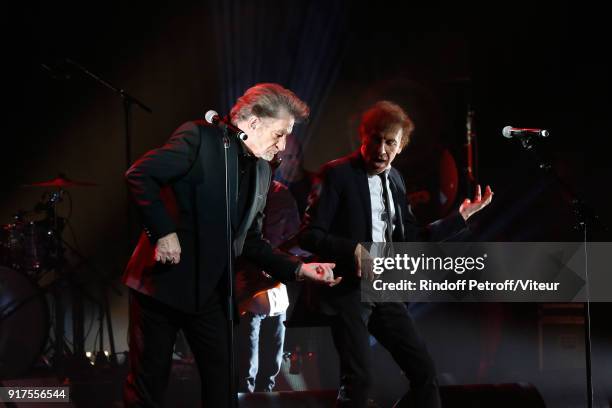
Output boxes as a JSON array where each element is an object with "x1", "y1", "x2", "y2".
[
  {"x1": 0, "y1": 221, "x2": 54, "y2": 275},
  {"x1": 0, "y1": 223, "x2": 23, "y2": 269}
]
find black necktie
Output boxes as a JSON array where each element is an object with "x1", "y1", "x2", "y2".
[{"x1": 378, "y1": 172, "x2": 393, "y2": 243}]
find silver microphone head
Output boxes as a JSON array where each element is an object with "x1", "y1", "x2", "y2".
[
  {"x1": 204, "y1": 110, "x2": 219, "y2": 124},
  {"x1": 502, "y1": 125, "x2": 513, "y2": 139}
]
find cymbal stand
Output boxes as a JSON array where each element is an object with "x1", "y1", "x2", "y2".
[
  {"x1": 36, "y1": 189, "x2": 92, "y2": 376},
  {"x1": 58, "y1": 237, "x2": 121, "y2": 369}
]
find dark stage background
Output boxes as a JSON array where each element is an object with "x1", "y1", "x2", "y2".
[{"x1": 1, "y1": 0, "x2": 611, "y2": 407}]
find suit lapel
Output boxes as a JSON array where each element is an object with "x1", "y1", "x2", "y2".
[
  {"x1": 235, "y1": 159, "x2": 266, "y2": 240},
  {"x1": 388, "y1": 173, "x2": 405, "y2": 241}
]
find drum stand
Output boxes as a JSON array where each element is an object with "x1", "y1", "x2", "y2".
[
  {"x1": 45, "y1": 238, "x2": 90, "y2": 376},
  {"x1": 39, "y1": 190, "x2": 120, "y2": 378},
  {"x1": 85, "y1": 258, "x2": 120, "y2": 368},
  {"x1": 50, "y1": 241, "x2": 121, "y2": 377}
]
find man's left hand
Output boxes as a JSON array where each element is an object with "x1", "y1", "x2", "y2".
[
  {"x1": 298, "y1": 262, "x2": 342, "y2": 287},
  {"x1": 459, "y1": 184, "x2": 494, "y2": 221}
]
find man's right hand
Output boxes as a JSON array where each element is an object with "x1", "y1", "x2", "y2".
[
  {"x1": 355, "y1": 243, "x2": 375, "y2": 281},
  {"x1": 298, "y1": 263, "x2": 341, "y2": 287},
  {"x1": 154, "y1": 232, "x2": 181, "y2": 264}
]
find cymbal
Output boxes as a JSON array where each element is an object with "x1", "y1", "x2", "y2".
[{"x1": 23, "y1": 175, "x2": 98, "y2": 188}]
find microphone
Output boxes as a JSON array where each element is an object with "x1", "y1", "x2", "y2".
[
  {"x1": 205, "y1": 110, "x2": 248, "y2": 141},
  {"x1": 502, "y1": 125, "x2": 549, "y2": 139}
]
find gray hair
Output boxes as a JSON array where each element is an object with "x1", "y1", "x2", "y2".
[{"x1": 230, "y1": 83, "x2": 310, "y2": 124}]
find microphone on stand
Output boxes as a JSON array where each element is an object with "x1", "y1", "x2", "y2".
[
  {"x1": 204, "y1": 110, "x2": 248, "y2": 141},
  {"x1": 502, "y1": 125, "x2": 549, "y2": 139}
]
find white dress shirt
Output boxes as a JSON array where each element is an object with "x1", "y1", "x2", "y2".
[{"x1": 368, "y1": 169, "x2": 395, "y2": 243}]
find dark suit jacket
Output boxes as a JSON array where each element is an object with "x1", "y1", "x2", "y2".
[
  {"x1": 297, "y1": 150, "x2": 466, "y2": 311},
  {"x1": 123, "y1": 121, "x2": 300, "y2": 313}
]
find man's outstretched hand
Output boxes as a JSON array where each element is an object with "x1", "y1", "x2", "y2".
[
  {"x1": 459, "y1": 184, "x2": 494, "y2": 221},
  {"x1": 298, "y1": 262, "x2": 341, "y2": 287}
]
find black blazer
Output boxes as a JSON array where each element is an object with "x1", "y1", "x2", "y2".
[
  {"x1": 123, "y1": 121, "x2": 300, "y2": 313},
  {"x1": 298, "y1": 150, "x2": 466, "y2": 299}
]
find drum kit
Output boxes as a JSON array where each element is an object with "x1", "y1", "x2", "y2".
[
  {"x1": 0, "y1": 174, "x2": 116, "y2": 379},
  {"x1": 1, "y1": 175, "x2": 96, "y2": 277}
]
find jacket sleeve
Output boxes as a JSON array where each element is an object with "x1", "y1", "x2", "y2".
[
  {"x1": 395, "y1": 171, "x2": 468, "y2": 242},
  {"x1": 125, "y1": 122, "x2": 201, "y2": 243},
  {"x1": 241, "y1": 171, "x2": 302, "y2": 283},
  {"x1": 298, "y1": 167, "x2": 358, "y2": 264},
  {"x1": 389, "y1": 169, "x2": 468, "y2": 242},
  {"x1": 406, "y1": 208, "x2": 467, "y2": 242}
]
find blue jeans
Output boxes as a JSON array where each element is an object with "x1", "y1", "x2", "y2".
[{"x1": 242, "y1": 312, "x2": 286, "y2": 392}]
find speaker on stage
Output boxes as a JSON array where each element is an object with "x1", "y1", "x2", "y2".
[{"x1": 393, "y1": 383, "x2": 545, "y2": 408}]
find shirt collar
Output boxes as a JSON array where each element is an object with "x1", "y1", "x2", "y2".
[{"x1": 367, "y1": 167, "x2": 391, "y2": 179}]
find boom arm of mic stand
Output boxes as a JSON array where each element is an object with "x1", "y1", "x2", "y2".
[
  {"x1": 64, "y1": 58, "x2": 152, "y2": 113},
  {"x1": 62, "y1": 57, "x2": 154, "y2": 248}
]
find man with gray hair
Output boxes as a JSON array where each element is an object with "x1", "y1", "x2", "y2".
[{"x1": 122, "y1": 83, "x2": 340, "y2": 407}]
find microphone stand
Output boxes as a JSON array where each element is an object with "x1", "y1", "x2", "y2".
[
  {"x1": 465, "y1": 107, "x2": 478, "y2": 192},
  {"x1": 221, "y1": 126, "x2": 237, "y2": 408},
  {"x1": 63, "y1": 58, "x2": 153, "y2": 167},
  {"x1": 516, "y1": 134, "x2": 607, "y2": 408},
  {"x1": 62, "y1": 58, "x2": 153, "y2": 241}
]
